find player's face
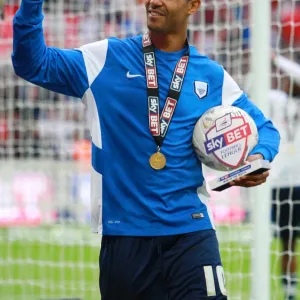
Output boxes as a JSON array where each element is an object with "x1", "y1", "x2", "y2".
[{"x1": 145, "y1": 0, "x2": 200, "y2": 34}]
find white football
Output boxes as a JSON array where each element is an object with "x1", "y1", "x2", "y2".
[{"x1": 193, "y1": 105, "x2": 258, "y2": 171}]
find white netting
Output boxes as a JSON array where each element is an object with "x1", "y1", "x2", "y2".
[
  {"x1": 269, "y1": 1, "x2": 300, "y2": 299},
  {"x1": 0, "y1": 0, "x2": 299, "y2": 299}
]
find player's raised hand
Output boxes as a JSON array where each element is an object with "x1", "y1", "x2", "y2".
[{"x1": 229, "y1": 154, "x2": 270, "y2": 188}]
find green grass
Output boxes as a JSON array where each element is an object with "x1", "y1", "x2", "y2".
[
  {"x1": 0, "y1": 241, "x2": 99, "y2": 299},
  {"x1": 0, "y1": 226, "x2": 299, "y2": 300}
]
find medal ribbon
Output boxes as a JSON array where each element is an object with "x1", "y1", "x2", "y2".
[{"x1": 142, "y1": 32, "x2": 190, "y2": 149}]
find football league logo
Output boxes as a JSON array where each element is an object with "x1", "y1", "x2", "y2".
[{"x1": 204, "y1": 115, "x2": 252, "y2": 168}]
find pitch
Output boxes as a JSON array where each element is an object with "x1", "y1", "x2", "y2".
[{"x1": 0, "y1": 226, "x2": 299, "y2": 300}]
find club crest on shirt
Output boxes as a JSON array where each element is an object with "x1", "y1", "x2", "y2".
[{"x1": 194, "y1": 81, "x2": 208, "y2": 99}]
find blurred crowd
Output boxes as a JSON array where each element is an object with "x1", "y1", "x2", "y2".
[{"x1": 0, "y1": 0, "x2": 300, "y2": 160}]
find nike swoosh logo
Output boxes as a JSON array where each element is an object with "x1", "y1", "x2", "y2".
[{"x1": 126, "y1": 71, "x2": 144, "y2": 78}]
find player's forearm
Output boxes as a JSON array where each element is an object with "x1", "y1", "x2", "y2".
[
  {"x1": 12, "y1": 0, "x2": 47, "y2": 80},
  {"x1": 273, "y1": 55, "x2": 300, "y2": 86},
  {"x1": 233, "y1": 95, "x2": 280, "y2": 162},
  {"x1": 11, "y1": 0, "x2": 89, "y2": 98},
  {"x1": 249, "y1": 122, "x2": 280, "y2": 162}
]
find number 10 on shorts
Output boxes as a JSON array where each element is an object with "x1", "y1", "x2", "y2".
[{"x1": 204, "y1": 265, "x2": 227, "y2": 296}]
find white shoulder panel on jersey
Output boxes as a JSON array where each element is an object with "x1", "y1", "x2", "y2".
[
  {"x1": 79, "y1": 39, "x2": 108, "y2": 87},
  {"x1": 222, "y1": 70, "x2": 243, "y2": 106},
  {"x1": 83, "y1": 88, "x2": 102, "y2": 148}
]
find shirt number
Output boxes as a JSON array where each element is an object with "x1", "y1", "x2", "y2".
[{"x1": 203, "y1": 265, "x2": 227, "y2": 296}]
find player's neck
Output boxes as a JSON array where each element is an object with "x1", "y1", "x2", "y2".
[{"x1": 149, "y1": 31, "x2": 188, "y2": 52}]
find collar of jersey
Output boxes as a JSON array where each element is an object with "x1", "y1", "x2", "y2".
[{"x1": 153, "y1": 45, "x2": 190, "y2": 61}]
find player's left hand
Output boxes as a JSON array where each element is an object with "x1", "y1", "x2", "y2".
[{"x1": 229, "y1": 154, "x2": 270, "y2": 188}]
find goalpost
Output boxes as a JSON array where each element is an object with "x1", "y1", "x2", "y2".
[
  {"x1": 250, "y1": 0, "x2": 271, "y2": 299},
  {"x1": 0, "y1": 1, "x2": 299, "y2": 300}
]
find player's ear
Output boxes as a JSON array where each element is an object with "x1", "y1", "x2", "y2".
[{"x1": 188, "y1": 0, "x2": 201, "y2": 16}]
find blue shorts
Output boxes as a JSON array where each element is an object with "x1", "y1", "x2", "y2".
[{"x1": 99, "y1": 229, "x2": 227, "y2": 300}]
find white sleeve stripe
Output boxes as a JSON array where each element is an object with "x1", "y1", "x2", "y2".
[
  {"x1": 222, "y1": 70, "x2": 243, "y2": 106},
  {"x1": 79, "y1": 39, "x2": 108, "y2": 87}
]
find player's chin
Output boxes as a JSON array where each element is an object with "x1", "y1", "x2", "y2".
[{"x1": 147, "y1": 21, "x2": 166, "y2": 33}]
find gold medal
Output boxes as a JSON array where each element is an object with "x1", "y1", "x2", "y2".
[{"x1": 149, "y1": 152, "x2": 167, "y2": 170}]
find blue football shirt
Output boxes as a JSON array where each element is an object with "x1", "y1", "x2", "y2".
[{"x1": 12, "y1": 0, "x2": 280, "y2": 236}]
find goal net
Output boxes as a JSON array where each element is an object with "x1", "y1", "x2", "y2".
[{"x1": 0, "y1": 0, "x2": 299, "y2": 299}]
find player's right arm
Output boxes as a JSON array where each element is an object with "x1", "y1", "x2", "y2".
[
  {"x1": 273, "y1": 54, "x2": 300, "y2": 87},
  {"x1": 11, "y1": 0, "x2": 98, "y2": 98}
]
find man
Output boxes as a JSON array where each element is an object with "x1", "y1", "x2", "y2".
[
  {"x1": 270, "y1": 89, "x2": 300, "y2": 300},
  {"x1": 271, "y1": 54, "x2": 300, "y2": 300},
  {"x1": 12, "y1": 0, "x2": 280, "y2": 299}
]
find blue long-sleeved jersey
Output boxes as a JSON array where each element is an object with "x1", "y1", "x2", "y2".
[{"x1": 12, "y1": 0, "x2": 280, "y2": 236}]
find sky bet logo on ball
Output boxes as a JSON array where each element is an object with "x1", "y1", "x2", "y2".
[{"x1": 204, "y1": 114, "x2": 252, "y2": 168}]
